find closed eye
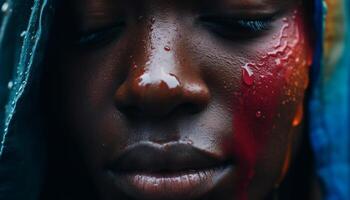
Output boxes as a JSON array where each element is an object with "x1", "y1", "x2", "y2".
[
  {"x1": 199, "y1": 15, "x2": 273, "y2": 40},
  {"x1": 75, "y1": 22, "x2": 125, "y2": 46}
]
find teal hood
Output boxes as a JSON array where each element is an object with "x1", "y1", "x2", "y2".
[{"x1": 0, "y1": 0, "x2": 349, "y2": 199}]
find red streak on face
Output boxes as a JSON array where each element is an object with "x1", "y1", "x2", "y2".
[{"x1": 231, "y1": 9, "x2": 312, "y2": 199}]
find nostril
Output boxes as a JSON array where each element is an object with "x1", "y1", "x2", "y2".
[
  {"x1": 117, "y1": 105, "x2": 143, "y2": 118},
  {"x1": 181, "y1": 102, "x2": 204, "y2": 114}
]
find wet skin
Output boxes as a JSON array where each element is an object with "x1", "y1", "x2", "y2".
[{"x1": 45, "y1": 0, "x2": 313, "y2": 199}]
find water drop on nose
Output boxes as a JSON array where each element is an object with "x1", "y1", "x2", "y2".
[
  {"x1": 241, "y1": 63, "x2": 255, "y2": 86},
  {"x1": 164, "y1": 46, "x2": 171, "y2": 51},
  {"x1": 183, "y1": 136, "x2": 194, "y2": 145},
  {"x1": 166, "y1": 73, "x2": 180, "y2": 89}
]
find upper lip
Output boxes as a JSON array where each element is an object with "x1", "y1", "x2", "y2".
[{"x1": 107, "y1": 141, "x2": 229, "y2": 173}]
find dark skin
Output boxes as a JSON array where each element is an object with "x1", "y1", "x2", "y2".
[{"x1": 41, "y1": 0, "x2": 316, "y2": 199}]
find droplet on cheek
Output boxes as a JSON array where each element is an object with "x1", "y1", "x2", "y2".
[
  {"x1": 292, "y1": 104, "x2": 303, "y2": 127},
  {"x1": 275, "y1": 58, "x2": 282, "y2": 67},
  {"x1": 255, "y1": 110, "x2": 262, "y2": 118},
  {"x1": 241, "y1": 63, "x2": 255, "y2": 86}
]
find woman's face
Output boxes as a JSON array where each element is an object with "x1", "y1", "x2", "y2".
[{"x1": 50, "y1": 0, "x2": 312, "y2": 199}]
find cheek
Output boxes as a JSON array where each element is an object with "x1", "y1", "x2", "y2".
[{"x1": 230, "y1": 10, "x2": 312, "y2": 198}]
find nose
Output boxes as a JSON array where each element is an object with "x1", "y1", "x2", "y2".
[{"x1": 114, "y1": 20, "x2": 210, "y2": 117}]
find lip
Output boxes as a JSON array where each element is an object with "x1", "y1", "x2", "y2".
[{"x1": 106, "y1": 141, "x2": 234, "y2": 200}]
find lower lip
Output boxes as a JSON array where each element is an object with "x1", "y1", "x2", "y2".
[{"x1": 108, "y1": 165, "x2": 233, "y2": 200}]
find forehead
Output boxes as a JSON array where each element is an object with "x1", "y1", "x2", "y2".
[{"x1": 71, "y1": 0, "x2": 299, "y2": 12}]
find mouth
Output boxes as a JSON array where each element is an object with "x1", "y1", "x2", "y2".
[{"x1": 106, "y1": 142, "x2": 234, "y2": 200}]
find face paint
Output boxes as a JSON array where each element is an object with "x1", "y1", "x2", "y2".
[{"x1": 231, "y1": 9, "x2": 312, "y2": 199}]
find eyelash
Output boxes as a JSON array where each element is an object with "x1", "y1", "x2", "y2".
[
  {"x1": 236, "y1": 20, "x2": 270, "y2": 32},
  {"x1": 199, "y1": 16, "x2": 273, "y2": 39},
  {"x1": 75, "y1": 23, "x2": 125, "y2": 46}
]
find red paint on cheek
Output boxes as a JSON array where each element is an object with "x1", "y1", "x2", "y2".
[{"x1": 230, "y1": 10, "x2": 312, "y2": 199}]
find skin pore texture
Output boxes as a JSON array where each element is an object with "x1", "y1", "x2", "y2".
[{"x1": 42, "y1": 0, "x2": 313, "y2": 199}]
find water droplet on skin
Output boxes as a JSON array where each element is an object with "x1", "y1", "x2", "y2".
[
  {"x1": 292, "y1": 104, "x2": 303, "y2": 127},
  {"x1": 183, "y1": 137, "x2": 193, "y2": 145},
  {"x1": 282, "y1": 17, "x2": 288, "y2": 22},
  {"x1": 166, "y1": 73, "x2": 180, "y2": 89},
  {"x1": 270, "y1": 41, "x2": 288, "y2": 56},
  {"x1": 164, "y1": 46, "x2": 171, "y2": 51},
  {"x1": 257, "y1": 62, "x2": 265, "y2": 67},
  {"x1": 273, "y1": 23, "x2": 289, "y2": 47},
  {"x1": 275, "y1": 58, "x2": 282, "y2": 66},
  {"x1": 151, "y1": 17, "x2": 155, "y2": 23},
  {"x1": 132, "y1": 64, "x2": 138, "y2": 70},
  {"x1": 138, "y1": 69, "x2": 180, "y2": 90},
  {"x1": 241, "y1": 63, "x2": 255, "y2": 86},
  {"x1": 255, "y1": 111, "x2": 262, "y2": 118}
]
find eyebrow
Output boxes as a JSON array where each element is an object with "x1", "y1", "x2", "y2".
[
  {"x1": 202, "y1": 0, "x2": 298, "y2": 16},
  {"x1": 74, "y1": 0, "x2": 297, "y2": 19}
]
